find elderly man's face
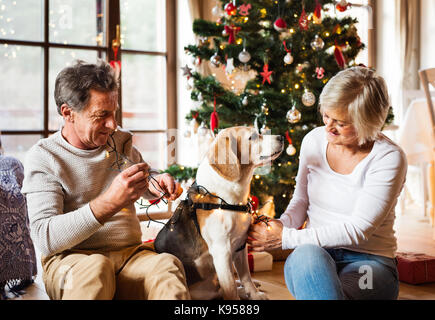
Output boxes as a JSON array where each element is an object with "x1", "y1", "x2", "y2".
[{"x1": 69, "y1": 89, "x2": 118, "y2": 149}]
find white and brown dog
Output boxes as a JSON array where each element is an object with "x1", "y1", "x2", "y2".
[{"x1": 154, "y1": 126, "x2": 284, "y2": 300}]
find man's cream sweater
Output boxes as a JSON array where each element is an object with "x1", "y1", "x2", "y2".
[{"x1": 22, "y1": 127, "x2": 157, "y2": 257}]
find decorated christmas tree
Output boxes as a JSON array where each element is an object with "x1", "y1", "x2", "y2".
[{"x1": 170, "y1": 0, "x2": 390, "y2": 217}]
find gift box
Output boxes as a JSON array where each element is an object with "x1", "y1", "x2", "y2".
[
  {"x1": 396, "y1": 252, "x2": 435, "y2": 285},
  {"x1": 248, "y1": 251, "x2": 273, "y2": 272}
]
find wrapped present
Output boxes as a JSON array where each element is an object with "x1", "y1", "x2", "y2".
[
  {"x1": 248, "y1": 251, "x2": 273, "y2": 272},
  {"x1": 396, "y1": 252, "x2": 435, "y2": 284}
]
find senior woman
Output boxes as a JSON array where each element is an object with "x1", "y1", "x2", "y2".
[{"x1": 248, "y1": 67, "x2": 407, "y2": 300}]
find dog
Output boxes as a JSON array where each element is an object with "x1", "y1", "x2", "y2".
[{"x1": 154, "y1": 126, "x2": 284, "y2": 300}]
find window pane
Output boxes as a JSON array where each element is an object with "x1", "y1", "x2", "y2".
[
  {"x1": 1, "y1": 134, "x2": 42, "y2": 164},
  {"x1": 120, "y1": 0, "x2": 166, "y2": 52},
  {"x1": 0, "y1": 45, "x2": 43, "y2": 130},
  {"x1": 132, "y1": 132, "x2": 167, "y2": 170},
  {"x1": 48, "y1": 48, "x2": 103, "y2": 131},
  {"x1": 0, "y1": 0, "x2": 43, "y2": 41},
  {"x1": 49, "y1": 0, "x2": 106, "y2": 47},
  {"x1": 121, "y1": 54, "x2": 167, "y2": 130}
]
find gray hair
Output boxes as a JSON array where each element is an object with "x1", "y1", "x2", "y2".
[
  {"x1": 319, "y1": 67, "x2": 390, "y2": 146},
  {"x1": 54, "y1": 59, "x2": 119, "y2": 115}
]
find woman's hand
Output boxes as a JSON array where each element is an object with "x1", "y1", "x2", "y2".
[{"x1": 247, "y1": 219, "x2": 284, "y2": 252}]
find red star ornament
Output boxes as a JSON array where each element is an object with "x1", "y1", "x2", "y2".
[{"x1": 260, "y1": 64, "x2": 273, "y2": 85}]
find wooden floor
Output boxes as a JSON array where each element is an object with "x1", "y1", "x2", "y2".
[
  {"x1": 5, "y1": 204, "x2": 435, "y2": 300},
  {"x1": 253, "y1": 205, "x2": 435, "y2": 300}
]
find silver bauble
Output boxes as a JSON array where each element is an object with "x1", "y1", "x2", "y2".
[
  {"x1": 210, "y1": 53, "x2": 221, "y2": 68},
  {"x1": 211, "y1": 5, "x2": 221, "y2": 17},
  {"x1": 286, "y1": 144, "x2": 296, "y2": 156},
  {"x1": 238, "y1": 49, "x2": 251, "y2": 64},
  {"x1": 260, "y1": 124, "x2": 270, "y2": 135},
  {"x1": 284, "y1": 52, "x2": 294, "y2": 65},
  {"x1": 198, "y1": 122, "x2": 209, "y2": 136},
  {"x1": 242, "y1": 96, "x2": 249, "y2": 106},
  {"x1": 302, "y1": 90, "x2": 316, "y2": 107},
  {"x1": 286, "y1": 106, "x2": 301, "y2": 123},
  {"x1": 183, "y1": 129, "x2": 191, "y2": 138},
  {"x1": 310, "y1": 35, "x2": 325, "y2": 51}
]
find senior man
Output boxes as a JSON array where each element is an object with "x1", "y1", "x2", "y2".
[{"x1": 21, "y1": 60, "x2": 190, "y2": 300}]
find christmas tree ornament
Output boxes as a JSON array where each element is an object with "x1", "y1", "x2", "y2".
[
  {"x1": 198, "y1": 36, "x2": 210, "y2": 47},
  {"x1": 190, "y1": 112, "x2": 199, "y2": 134},
  {"x1": 302, "y1": 89, "x2": 316, "y2": 107},
  {"x1": 186, "y1": 82, "x2": 192, "y2": 90},
  {"x1": 260, "y1": 123, "x2": 270, "y2": 135},
  {"x1": 222, "y1": 28, "x2": 228, "y2": 36},
  {"x1": 224, "y1": 1, "x2": 237, "y2": 16},
  {"x1": 238, "y1": 3, "x2": 252, "y2": 16},
  {"x1": 313, "y1": 0, "x2": 322, "y2": 24},
  {"x1": 315, "y1": 66, "x2": 325, "y2": 79},
  {"x1": 238, "y1": 48, "x2": 251, "y2": 64},
  {"x1": 286, "y1": 105, "x2": 301, "y2": 123},
  {"x1": 298, "y1": 7, "x2": 309, "y2": 30},
  {"x1": 210, "y1": 97, "x2": 219, "y2": 133},
  {"x1": 310, "y1": 35, "x2": 324, "y2": 51},
  {"x1": 284, "y1": 52, "x2": 294, "y2": 65},
  {"x1": 336, "y1": 0, "x2": 351, "y2": 12},
  {"x1": 183, "y1": 127, "x2": 192, "y2": 138},
  {"x1": 333, "y1": 24, "x2": 342, "y2": 35},
  {"x1": 283, "y1": 41, "x2": 294, "y2": 65},
  {"x1": 260, "y1": 63, "x2": 273, "y2": 85},
  {"x1": 224, "y1": 25, "x2": 241, "y2": 45},
  {"x1": 242, "y1": 95, "x2": 249, "y2": 106},
  {"x1": 261, "y1": 102, "x2": 269, "y2": 115},
  {"x1": 334, "y1": 41, "x2": 346, "y2": 68},
  {"x1": 212, "y1": 2, "x2": 223, "y2": 17},
  {"x1": 225, "y1": 57, "x2": 235, "y2": 75},
  {"x1": 181, "y1": 64, "x2": 192, "y2": 77},
  {"x1": 197, "y1": 92, "x2": 203, "y2": 101},
  {"x1": 285, "y1": 131, "x2": 297, "y2": 156},
  {"x1": 183, "y1": 120, "x2": 192, "y2": 138},
  {"x1": 198, "y1": 122, "x2": 209, "y2": 136},
  {"x1": 273, "y1": 17, "x2": 288, "y2": 32},
  {"x1": 210, "y1": 52, "x2": 222, "y2": 68},
  {"x1": 110, "y1": 25, "x2": 121, "y2": 72},
  {"x1": 249, "y1": 195, "x2": 259, "y2": 211}
]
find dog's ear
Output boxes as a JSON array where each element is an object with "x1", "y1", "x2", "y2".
[{"x1": 208, "y1": 132, "x2": 241, "y2": 181}]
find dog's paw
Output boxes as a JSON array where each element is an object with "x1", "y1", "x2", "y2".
[
  {"x1": 237, "y1": 286, "x2": 250, "y2": 300},
  {"x1": 248, "y1": 290, "x2": 269, "y2": 300}
]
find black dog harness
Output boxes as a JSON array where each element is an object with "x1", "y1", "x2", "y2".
[{"x1": 185, "y1": 182, "x2": 252, "y2": 252}]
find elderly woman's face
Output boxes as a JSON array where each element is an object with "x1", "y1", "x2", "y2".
[
  {"x1": 71, "y1": 89, "x2": 118, "y2": 149},
  {"x1": 321, "y1": 108, "x2": 358, "y2": 147}
]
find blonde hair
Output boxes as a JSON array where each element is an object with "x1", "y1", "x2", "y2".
[{"x1": 319, "y1": 67, "x2": 390, "y2": 146}]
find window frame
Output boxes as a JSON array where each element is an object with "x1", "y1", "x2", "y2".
[{"x1": 0, "y1": 0, "x2": 177, "y2": 218}]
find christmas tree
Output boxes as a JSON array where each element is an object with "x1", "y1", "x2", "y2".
[{"x1": 171, "y1": 0, "x2": 390, "y2": 217}]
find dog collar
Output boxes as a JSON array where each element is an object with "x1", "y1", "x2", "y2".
[
  {"x1": 192, "y1": 202, "x2": 252, "y2": 213},
  {"x1": 186, "y1": 181, "x2": 253, "y2": 214}
]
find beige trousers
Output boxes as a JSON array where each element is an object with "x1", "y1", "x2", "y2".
[{"x1": 41, "y1": 243, "x2": 191, "y2": 300}]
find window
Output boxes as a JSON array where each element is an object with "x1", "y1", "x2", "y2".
[
  {"x1": 0, "y1": 0, "x2": 175, "y2": 168},
  {"x1": 0, "y1": 0, "x2": 176, "y2": 215}
]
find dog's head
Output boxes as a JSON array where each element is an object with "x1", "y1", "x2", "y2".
[{"x1": 207, "y1": 126, "x2": 284, "y2": 182}]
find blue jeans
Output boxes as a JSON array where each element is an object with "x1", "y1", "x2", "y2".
[{"x1": 284, "y1": 244, "x2": 399, "y2": 300}]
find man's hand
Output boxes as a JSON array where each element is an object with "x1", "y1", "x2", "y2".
[
  {"x1": 90, "y1": 162, "x2": 150, "y2": 224},
  {"x1": 148, "y1": 173, "x2": 183, "y2": 201},
  {"x1": 247, "y1": 219, "x2": 284, "y2": 252}
]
